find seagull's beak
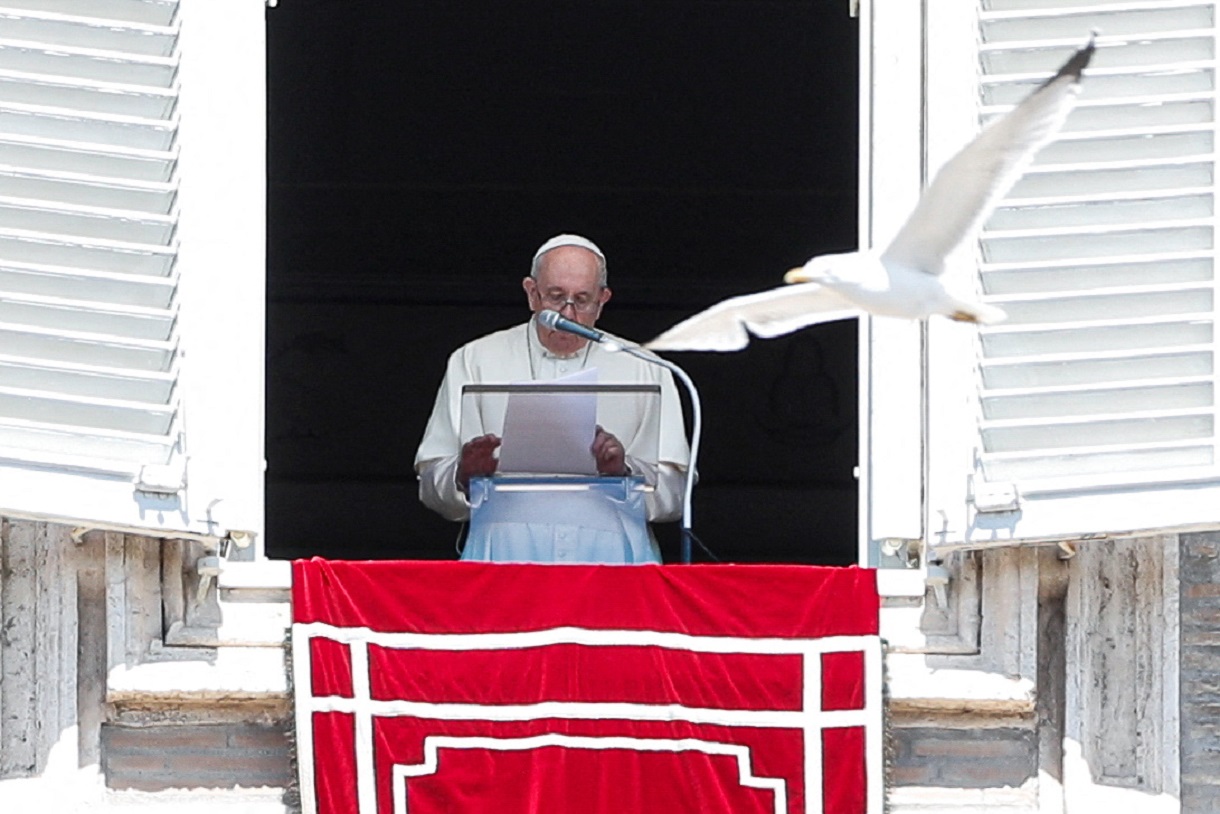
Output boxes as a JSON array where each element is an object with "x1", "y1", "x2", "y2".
[{"x1": 783, "y1": 266, "x2": 810, "y2": 284}]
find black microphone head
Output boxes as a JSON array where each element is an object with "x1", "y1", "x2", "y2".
[{"x1": 537, "y1": 309, "x2": 562, "y2": 331}]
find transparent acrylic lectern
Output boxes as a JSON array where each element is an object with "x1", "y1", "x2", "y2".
[{"x1": 459, "y1": 382, "x2": 662, "y2": 563}]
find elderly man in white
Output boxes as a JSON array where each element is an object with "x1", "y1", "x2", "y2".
[{"x1": 414, "y1": 234, "x2": 691, "y2": 563}]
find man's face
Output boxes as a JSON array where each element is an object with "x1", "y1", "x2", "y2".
[{"x1": 523, "y1": 245, "x2": 612, "y2": 356}]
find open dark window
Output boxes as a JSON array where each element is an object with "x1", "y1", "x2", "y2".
[{"x1": 265, "y1": 1, "x2": 860, "y2": 564}]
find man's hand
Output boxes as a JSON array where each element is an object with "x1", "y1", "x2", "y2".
[
  {"x1": 458, "y1": 433, "x2": 501, "y2": 492},
  {"x1": 591, "y1": 425, "x2": 628, "y2": 476}
]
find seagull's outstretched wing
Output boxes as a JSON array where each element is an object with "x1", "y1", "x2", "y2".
[
  {"x1": 645, "y1": 283, "x2": 860, "y2": 351},
  {"x1": 882, "y1": 39, "x2": 1094, "y2": 275}
]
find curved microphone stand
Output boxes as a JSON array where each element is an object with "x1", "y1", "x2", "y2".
[{"x1": 604, "y1": 339, "x2": 702, "y2": 564}]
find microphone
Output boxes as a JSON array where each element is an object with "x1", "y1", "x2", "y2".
[
  {"x1": 537, "y1": 309, "x2": 605, "y2": 343},
  {"x1": 538, "y1": 307, "x2": 704, "y2": 563}
]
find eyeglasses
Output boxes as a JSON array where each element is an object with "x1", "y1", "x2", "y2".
[{"x1": 534, "y1": 290, "x2": 602, "y2": 314}]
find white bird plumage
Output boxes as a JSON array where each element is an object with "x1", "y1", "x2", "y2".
[{"x1": 646, "y1": 38, "x2": 1096, "y2": 352}]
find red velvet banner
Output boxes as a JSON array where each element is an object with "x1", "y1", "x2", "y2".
[{"x1": 293, "y1": 560, "x2": 882, "y2": 814}]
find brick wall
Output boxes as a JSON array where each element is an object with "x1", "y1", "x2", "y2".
[
  {"x1": 889, "y1": 725, "x2": 1037, "y2": 789},
  {"x1": 101, "y1": 722, "x2": 292, "y2": 792},
  {"x1": 1181, "y1": 531, "x2": 1220, "y2": 811}
]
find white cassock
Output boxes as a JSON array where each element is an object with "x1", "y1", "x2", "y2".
[{"x1": 414, "y1": 317, "x2": 691, "y2": 563}]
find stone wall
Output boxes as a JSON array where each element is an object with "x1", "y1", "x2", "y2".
[
  {"x1": 7, "y1": 518, "x2": 1216, "y2": 810},
  {"x1": 1, "y1": 520, "x2": 96, "y2": 778},
  {"x1": 1180, "y1": 531, "x2": 1220, "y2": 811},
  {"x1": 101, "y1": 722, "x2": 291, "y2": 792},
  {"x1": 886, "y1": 539, "x2": 1181, "y2": 812},
  {"x1": 890, "y1": 724, "x2": 1038, "y2": 789},
  {"x1": 0, "y1": 518, "x2": 292, "y2": 809}
]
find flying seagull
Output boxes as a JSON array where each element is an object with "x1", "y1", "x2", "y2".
[{"x1": 646, "y1": 39, "x2": 1096, "y2": 352}]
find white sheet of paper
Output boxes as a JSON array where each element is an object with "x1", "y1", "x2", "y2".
[{"x1": 498, "y1": 368, "x2": 599, "y2": 475}]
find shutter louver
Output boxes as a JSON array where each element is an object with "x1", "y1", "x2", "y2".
[
  {"x1": 972, "y1": 0, "x2": 1218, "y2": 491},
  {"x1": 0, "y1": 0, "x2": 180, "y2": 479}
]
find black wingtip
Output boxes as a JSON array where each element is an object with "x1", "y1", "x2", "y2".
[{"x1": 1048, "y1": 35, "x2": 1096, "y2": 86}]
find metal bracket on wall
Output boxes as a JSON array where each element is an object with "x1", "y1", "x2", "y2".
[
  {"x1": 196, "y1": 554, "x2": 222, "y2": 603},
  {"x1": 880, "y1": 537, "x2": 923, "y2": 568},
  {"x1": 925, "y1": 562, "x2": 950, "y2": 607}
]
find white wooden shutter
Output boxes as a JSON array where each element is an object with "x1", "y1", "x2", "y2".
[
  {"x1": 859, "y1": 0, "x2": 930, "y2": 590},
  {"x1": 921, "y1": 0, "x2": 1220, "y2": 547},
  {"x1": 0, "y1": 0, "x2": 265, "y2": 542}
]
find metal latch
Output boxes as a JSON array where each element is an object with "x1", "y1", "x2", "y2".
[
  {"x1": 969, "y1": 477, "x2": 1021, "y2": 513},
  {"x1": 135, "y1": 459, "x2": 187, "y2": 495}
]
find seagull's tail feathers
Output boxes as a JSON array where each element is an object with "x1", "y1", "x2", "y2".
[{"x1": 644, "y1": 284, "x2": 860, "y2": 352}]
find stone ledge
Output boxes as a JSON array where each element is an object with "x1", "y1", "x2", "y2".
[
  {"x1": 102, "y1": 788, "x2": 290, "y2": 813},
  {"x1": 107, "y1": 646, "x2": 287, "y2": 705},
  {"x1": 218, "y1": 559, "x2": 292, "y2": 591},
  {"x1": 0, "y1": 774, "x2": 290, "y2": 812},
  {"x1": 887, "y1": 782, "x2": 1038, "y2": 813},
  {"x1": 886, "y1": 655, "x2": 1035, "y2": 716},
  {"x1": 165, "y1": 600, "x2": 290, "y2": 648},
  {"x1": 107, "y1": 700, "x2": 289, "y2": 726}
]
